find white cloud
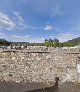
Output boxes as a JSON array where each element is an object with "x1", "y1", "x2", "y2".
[
  {"x1": 28, "y1": 26, "x2": 42, "y2": 30},
  {"x1": 5, "y1": 34, "x2": 31, "y2": 42},
  {"x1": 0, "y1": 33, "x2": 38, "y2": 42},
  {"x1": 57, "y1": 33, "x2": 78, "y2": 42},
  {"x1": 56, "y1": 22, "x2": 80, "y2": 42},
  {"x1": 24, "y1": 35, "x2": 30, "y2": 38},
  {"x1": 44, "y1": 25, "x2": 53, "y2": 30},
  {"x1": 13, "y1": 12, "x2": 24, "y2": 22},
  {"x1": 38, "y1": 38, "x2": 45, "y2": 42},
  {"x1": 0, "y1": 33, "x2": 6, "y2": 39},
  {"x1": 13, "y1": 11, "x2": 44, "y2": 30},
  {"x1": 50, "y1": 0, "x2": 64, "y2": 17},
  {"x1": 0, "y1": 12, "x2": 16, "y2": 30},
  {"x1": 50, "y1": 36, "x2": 55, "y2": 38},
  {"x1": 71, "y1": 23, "x2": 80, "y2": 32},
  {"x1": 27, "y1": 37, "x2": 45, "y2": 43},
  {"x1": 13, "y1": 11, "x2": 28, "y2": 29},
  {"x1": 25, "y1": 0, "x2": 64, "y2": 17},
  {"x1": 11, "y1": 35, "x2": 30, "y2": 39},
  {"x1": 0, "y1": 33, "x2": 31, "y2": 42}
]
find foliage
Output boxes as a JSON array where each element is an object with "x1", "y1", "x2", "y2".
[
  {"x1": 62, "y1": 37, "x2": 80, "y2": 47},
  {"x1": 1, "y1": 37, "x2": 80, "y2": 47},
  {"x1": 44, "y1": 38, "x2": 60, "y2": 47},
  {"x1": 0, "y1": 39, "x2": 10, "y2": 46},
  {"x1": 44, "y1": 37, "x2": 80, "y2": 47}
]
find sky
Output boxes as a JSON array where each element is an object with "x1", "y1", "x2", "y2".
[{"x1": 0, "y1": 0, "x2": 80, "y2": 42}]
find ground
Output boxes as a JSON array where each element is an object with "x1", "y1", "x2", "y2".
[{"x1": 0, "y1": 82, "x2": 80, "y2": 92}]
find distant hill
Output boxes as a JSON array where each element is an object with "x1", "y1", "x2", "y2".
[
  {"x1": 0, "y1": 37, "x2": 80, "y2": 47},
  {"x1": 10, "y1": 37, "x2": 80, "y2": 47},
  {"x1": 62, "y1": 37, "x2": 80, "y2": 47},
  {"x1": 11, "y1": 42, "x2": 29, "y2": 44},
  {"x1": 11, "y1": 42, "x2": 44, "y2": 46},
  {"x1": 0, "y1": 39, "x2": 10, "y2": 46}
]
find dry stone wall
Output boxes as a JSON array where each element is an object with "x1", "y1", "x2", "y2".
[{"x1": 0, "y1": 48, "x2": 80, "y2": 85}]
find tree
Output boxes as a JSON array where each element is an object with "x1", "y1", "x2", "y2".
[
  {"x1": 44, "y1": 39, "x2": 49, "y2": 47},
  {"x1": 54, "y1": 39, "x2": 59, "y2": 43},
  {"x1": 53, "y1": 39, "x2": 60, "y2": 47}
]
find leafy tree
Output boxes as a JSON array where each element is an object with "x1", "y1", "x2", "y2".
[{"x1": 0, "y1": 39, "x2": 10, "y2": 46}]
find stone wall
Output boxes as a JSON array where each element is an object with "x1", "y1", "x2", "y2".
[{"x1": 0, "y1": 48, "x2": 80, "y2": 85}]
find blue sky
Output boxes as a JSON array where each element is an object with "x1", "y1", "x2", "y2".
[{"x1": 0, "y1": 0, "x2": 80, "y2": 42}]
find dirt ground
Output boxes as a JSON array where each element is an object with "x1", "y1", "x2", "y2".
[
  {"x1": 0, "y1": 81, "x2": 80, "y2": 92},
  {"x1": 58, "y1": 82, "x2": 80, "y2": 92}
]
